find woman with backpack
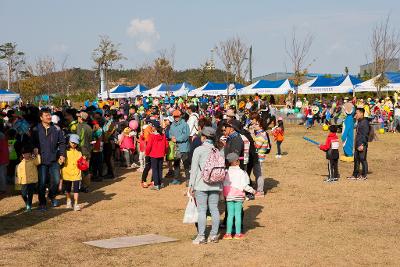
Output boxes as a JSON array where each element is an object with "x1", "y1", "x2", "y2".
[{"x1": 188, "y1": 126, "x2": 223, "y2": 245}]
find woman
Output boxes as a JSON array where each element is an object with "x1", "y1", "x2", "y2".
[{"x1": 188, "y1": 127, "x2": 222, "y2": 244}]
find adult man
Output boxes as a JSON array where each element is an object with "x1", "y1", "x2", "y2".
[
  {"x1": 76, "y1": 111, "x2": 93, "y2": 192},
  {"x1": 348, "y1": 108, "x2": 370, "y2": 180},
  {"x1": 102, "y1": 112, "x2": 116, "y2": 179},
  {"x1": 187, "y1": 105, "x2": 199, "y2": 139},
  {"x1": 32, "y1": 108, "x2": 66, "y2": 210},
  {"x1": 222, "y1": 120, "x2": 244, "y2": 169},
  {"x1": 169, "y1": 110, "x2": 190, "y2": 185}
]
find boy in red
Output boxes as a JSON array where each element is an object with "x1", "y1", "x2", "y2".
[
  {"x1": 145, "y1": 120, "x2": 168, "y2": 190},
  {"x1": 319, "y1": 125, "x2": 340, "y2": 182}
]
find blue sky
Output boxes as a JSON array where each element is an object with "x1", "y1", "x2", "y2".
[{"x1": 1, "y1": 0, "x2": 399, "y2": 77}]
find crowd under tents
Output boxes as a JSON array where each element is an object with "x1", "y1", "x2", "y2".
[
  {"x1": 239, "y1": 79, "x2": 292, "y2": 95},
  {"x1": 354, "y1": 72, "x2": 400, "y2": 92},
  {"x1": 0, "y1": 89, "x2": 20, "y2": 102}
]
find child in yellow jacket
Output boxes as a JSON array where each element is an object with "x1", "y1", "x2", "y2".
[
  {"x1": 16, "y1": 145, "x2": 41, "y2": 212},
  {"x1": 62, "y1": 134, "x2": 83, "y2": 211}
]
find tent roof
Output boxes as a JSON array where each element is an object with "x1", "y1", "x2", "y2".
[
  {"x1": 111, "y1": 85, "x2": 133, "y2": 94},
  {"x1": 0, "y1": 89, "x2": 18, "y2": 95},
  {"x1": 252, "y1": 79, "x2": 287, "y2": 89}
]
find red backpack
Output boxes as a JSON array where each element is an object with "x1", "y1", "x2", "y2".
[{"x1": 201, "y1": 148, "x2": 226, "y2": 184}]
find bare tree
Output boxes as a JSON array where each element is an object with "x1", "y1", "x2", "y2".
[
  {"x1": 370, "y1": 15, "x2": 400, "y2": 96},
  {"x1": 92, "y1": 35, "x2": 125, "y2": 96},
  {"x1": 215, "y1": 36, "x2": 249, "y2": 83},
  {"x1": 26, "y1": 56, "x2": 56, "y2": 98},
  {"x1": 285, "y1": 28, "x2": 314, "y2": 98},
  {"x1": 0, "y1": 42, "x2": 25, "y2": 91}
]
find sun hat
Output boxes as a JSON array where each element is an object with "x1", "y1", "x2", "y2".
[
  {"x1": 69, "y1": 134, "x2": 80, "y2": 144},
  {"x1": 200, "y1": 127, "x2": 216, "y2": 138}
]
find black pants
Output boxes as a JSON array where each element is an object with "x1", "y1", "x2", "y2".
[
  {"x1": 173, "y1": 152, "x2": 191, "y2": 181},
  {"x1": 353, "y1": 147, "x2": 368, "y2": 177},
  {"x1": 103, "y1": 142, "x2": 114, "y2": 177},
  {"x1": 328, "y1": 159, "x2": 339, "y2": 179},
  {"x1": 277, "y1": 141, "x2": 282, "y2": 155},
  {"x1": 151, "y1": 157, "x2": 163, "y2": 186},
  {"x1": 91, "y1": 152, "x2": 103, "y2": 178},
  {"x1": 141, "y1": 156, "x2": 152, "y2": 183},
  {"x1": 21, "y1": 183, "x2": 35, "y2": 206}
]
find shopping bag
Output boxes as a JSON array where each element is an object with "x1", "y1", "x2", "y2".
[{"x1": 183, "y1": 196, "x2": 198, "y2": 224}]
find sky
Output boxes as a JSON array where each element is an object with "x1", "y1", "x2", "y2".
[{"x1": 1, "y1": 0, "x2": 400, "y2": 78}]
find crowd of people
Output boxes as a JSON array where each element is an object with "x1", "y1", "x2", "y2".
[{"x1": 0, "y1": 91, "x2": 397, "y2": 243}]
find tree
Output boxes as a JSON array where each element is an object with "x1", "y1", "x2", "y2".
[
  {"x1": 215, "y1": 36, "x2": 249, "y2": 83},
  {"x1": 0, "y1": 42, "x2": 25, "y2": 91},
  {"x1": 285, "y1": 28, "x2": 314, "y2": 99},
  {"x1": 92, "y1": 35, "x2": 124, "y2": 96},
  {"x1": 370, "y1": 15, "x2": 400, "y2": 96}
]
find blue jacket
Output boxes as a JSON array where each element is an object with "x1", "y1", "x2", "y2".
[
  {"x1": 169, "y1": 119, "x2": 190, "y2": 153},
  {"x1": 32, "y1": 123, "x2": 66, "y2": 165}
]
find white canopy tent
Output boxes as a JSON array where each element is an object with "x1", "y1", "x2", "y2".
[
  {"x1": 0, "y1": 89, "x2": 20, "y2": 102},
  {"x1": 188, "y1": 82, "x2": 243, "y2": 96},
  {"x1": 354, "y1": 73, "x2": 400, "y2": 92},
  {"x1": 298, "y1": 75, "x2": 361, "y2": 94}
]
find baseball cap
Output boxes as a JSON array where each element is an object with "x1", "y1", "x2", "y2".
[
  {"x1": 172, "y1": 110, "x2": 181, "y2": 117},
  {"x1": 200, "y1": 127, "x2": 216, "y2": 138},
  {"x1": 69, "y1": 134, "x2": 80, "y2": 144},
  {"x1": 78, "y1": 111, "x2": 89, "y2": 120},
  {"x1": 226, "y1": 153, "x2": 239, "y2": 163}
]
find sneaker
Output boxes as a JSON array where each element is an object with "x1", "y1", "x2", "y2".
[
  {"x1": 66, "y1": 200, "x2": 72, "y2": 209},
  {"x1": 25, "y1": 205, "x2": 32, "y2": 212},
  {"x1": 255, "y1": 192, "x2": 264, "y2": 198},
  {"x1": 74, "y1": 204, "x2": 81, "y2": 211},
  {"x1": 358, "y1": 176, "x2": 368, "y2": 181},
  {"x1": 130, "y1": 163, "x2": 140, "y2": 168},
  {"x1": 233, "y1": 233, "x2": 245, "y2": 240},
  {"x1": 222, "y1": 234, "x2": 233, "y2": 240},
  {"x1": 207, "y1": 235, "x2": 219, "y2": 243},
  {"x1": 141, "y1": 182, "x2": 148, "y2": 188},
  {"x1": 192, "y1": 235, "x2": 206, "y2": 245},
  {"x1": 38, "y1": 205, "x2": 47, "y2": 212},
  {"x1": 150, "y1": 185, "x2": 160, "y2": 191},
  {"x1": 51, "y1": 199, "x2": 59, "y2": 207},
  {"x1": 347, "y1": 175, "x2": 358, "y2": 180},
  {"x1": 148, "y1": 181, "x2": 154, "y2": 187},
  {"x1": 137, "y1": 167, "x2": 144, "y2": 173},
  {"x1": 170, "y1": 179, "x2": 180, "y2": 185}
]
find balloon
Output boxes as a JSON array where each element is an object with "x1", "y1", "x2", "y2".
[
  {"x1": 294, "y1": 108, "x2": 300, "y2": 113},
  {"x1": 129, "y1": 120, "x2": 139, "y2": 130},
  {"x1": 378, "y1": 128, "x2": 385, "y2": 134},
  {"x1": 322, "y1": 124, "x2": 329, "y2": 131}
]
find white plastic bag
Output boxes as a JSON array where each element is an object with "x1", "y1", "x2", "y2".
[{"x1": 183, "y1": 197, "x2": 198, "y2": 224}]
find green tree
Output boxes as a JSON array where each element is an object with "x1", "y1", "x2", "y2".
[{"x1": 0, "y1": 42, "x2": 25, "y2": 91}]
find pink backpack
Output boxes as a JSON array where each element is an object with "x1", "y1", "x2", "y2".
[{"x1": 201, "y1": 148, "x2": 226, "y2": 184}]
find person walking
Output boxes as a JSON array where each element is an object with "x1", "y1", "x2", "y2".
[
  {"x1": 76, "y1": 111, "x2": 92, "y2": 192},
  {"x1": 32, "y1": 108, "x2": 66, "y2": 210},
  {"x1": 188, "y1": 127, "x2": 222, "y2": 244}
]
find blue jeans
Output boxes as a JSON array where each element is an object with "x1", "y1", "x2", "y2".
[
  {"x1": 38, "y1": 162, "x2": 60, "y2": 205},
  {"x1": 194, "y1": 190, "x2": 220, "y2": 237}
]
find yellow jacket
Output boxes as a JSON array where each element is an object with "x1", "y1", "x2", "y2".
[
  {"x1": 16, "y1": 155, "x2": 41, "y2": 184},
  {"x1": 61, "y1": 149, "x2": 82, "y2": 181}
]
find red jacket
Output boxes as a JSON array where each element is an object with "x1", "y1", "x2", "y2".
[
  {"x1": 145, "y1": 133, "x2": 168, "y2": 158},
  {"x1": 0, "y1": 133, "x2": 9, "y2": 165},
  {"x1": 319, "y1": 132, "x2": 339, "y2": 151}
]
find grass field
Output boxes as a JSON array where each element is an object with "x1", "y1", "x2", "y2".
[{"x1": 1, "y1": 125, "x2": 399, "y2": 266}]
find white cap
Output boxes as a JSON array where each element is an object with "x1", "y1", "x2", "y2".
[{"x1": 51, "y1": 115, "x2": 60, "y2": 124}]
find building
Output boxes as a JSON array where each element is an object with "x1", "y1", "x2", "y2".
[{"x1": 360, "y1": 58, "x2": 400, "y2": 75}]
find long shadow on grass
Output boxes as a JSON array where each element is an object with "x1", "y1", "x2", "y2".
[{"x1": 0, "y1": 166, "x2": 141, "y2": 236}]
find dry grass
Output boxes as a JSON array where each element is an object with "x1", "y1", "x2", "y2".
[{"x1": 1, "y1": 125, "x2": 399, "y2": 266}]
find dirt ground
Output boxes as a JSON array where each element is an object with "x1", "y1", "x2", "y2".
[{"x1": 1, "y1": 125, "x2": 399, "y2": 266}]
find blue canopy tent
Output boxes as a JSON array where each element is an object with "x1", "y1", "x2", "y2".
[
  {"x1": 108, "y1": 85, "x2": 135, "y2": 99},
  {"x1": 0, "y1": 89, "x2": 21, "y2": 102},
  {"x1": 298, "y1": 75, "x2": 361, "y2": 94},
  {"x1": 239, "y1": 79, "x2": 293, "y2": 95}
]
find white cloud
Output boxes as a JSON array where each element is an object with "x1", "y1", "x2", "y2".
[{"x1": 127, "y1": 18, "x2": 160, "y2": 53}]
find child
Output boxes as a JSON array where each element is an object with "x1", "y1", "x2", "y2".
[
  {"x1": 223, "y1": 153, "x2": 256, "y2": 240},
  {"x1": 145, "y1": 120, "x2": 168, "y2": 190},
  {"x1": 272, "y1": 117, "x2": 284, "y2": 158},
  {"x1": 319, "y1": 125, "x2": 340, "y2": 182},
  {"x1": 62, "y1": 134, "x2": 83, "y2": 211},
  {"x1": 91, "y1": 121, "x2": 103, "y2": 181},
  {"x1": 119, "y1": 127, "x2": 135, "y2": 169},
  {"x1": 138, "y1": 127, "x2": 146, "y2": 172},
  {"x1": 16, "y1": 145, "x2": 41, "y2": 211}
]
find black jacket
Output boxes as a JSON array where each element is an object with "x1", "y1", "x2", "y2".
[
  {"x1": 32, "y1": 123, "x2": 66, "y2": 165},
  {"x1": 355, "y1": 118, "x2": 369, "y2": 148}
]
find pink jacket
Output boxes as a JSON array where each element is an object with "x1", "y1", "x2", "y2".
[{"x1": 120, "y1": 135, "x2": 135, "y2": 150}]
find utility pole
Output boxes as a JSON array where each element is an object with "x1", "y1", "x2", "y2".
[{"x1": 249, "y1": 46, "x2": 253, "y2": 82}]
